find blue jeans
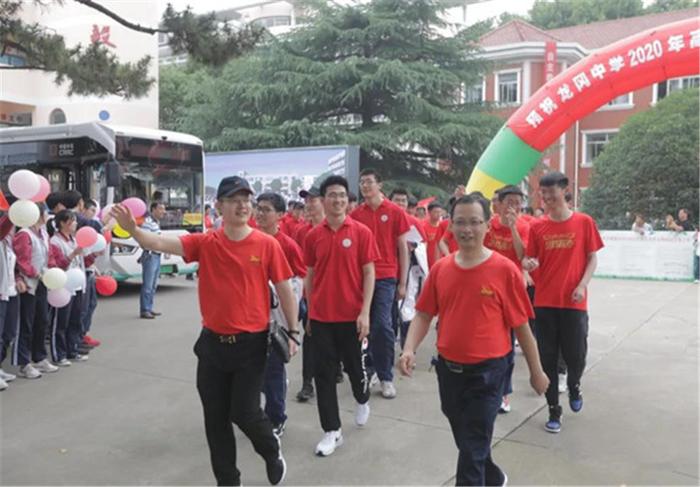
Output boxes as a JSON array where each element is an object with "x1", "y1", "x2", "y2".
[
  {"x1": 263, "y1": 347, "x2": 287, "y2": 425},
  {"x1": 140, "y1": 252, "x2": 161, "y2": 313},
  {"x1": 369, "y1": 278, "x2": 397, "y2": 382},
  {"x1": 81, "y1": 272, "x2": 97, "y2": 336},
  {"x1": 436, "y1": 355, "x2": 508, "y2": 486}
]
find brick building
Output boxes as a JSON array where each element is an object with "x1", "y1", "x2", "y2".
[{"x1": 475, "y1": 8, "x2": 699, "y2": 209}]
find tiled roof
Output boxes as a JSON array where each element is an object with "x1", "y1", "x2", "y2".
[{"x1": 479, "y1": 8, "x2": 699, "y2": 49}]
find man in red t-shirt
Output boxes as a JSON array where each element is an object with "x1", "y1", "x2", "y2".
[
  {"x1": 351, "y1": 169, "x2": 410, "y2": 399},
  {"x1": 422, "y1": 202, "x2": 443, "y2": 269},
  {"x1": 279, "y1": 201, "x2": 304, "y2": 237},
  {"x1": 255, "y1": 192, "x2": 307, "y2": 438},
  {"x1": 523, "y1": 171, "x2": 604, "y2": 434},
  {"x1": 400, "y1": 194, "x2": 548, "y2": 486},
  {"x1": 304, "y1": 175, "x2": 380, "y2": 457},
  {"x1": 111, "y1": 176, "x2": 298, "y2": 486}
]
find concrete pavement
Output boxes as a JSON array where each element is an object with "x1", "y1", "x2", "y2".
[{"x1": 0, "y1": 277, "x2": 697, "y2": 485}]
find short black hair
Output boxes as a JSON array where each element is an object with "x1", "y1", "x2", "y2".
[
  {"x1": 407, "y1": 196, "x2": 418, "y2": 208},
  {"x1": 450, "y1": 194, "x2": 491, "y2": 221},
  {"x1": 348, "y1": 191, "x2": 358, "y2": 203},
  {"x1": 289, "y1": 201, "x2": 304, "y2": 210},
  {"x1": 523, "y1": 206, "x2": 534, "y2": 216},
  {"x1": 256, "y1": 192, "x2": 286, "y2": 213},
  {"x1": 427, "y1": 202, "x2": 443, "y2": 212},
  {"x1": 359, "y1": 168, "x2": 382, "y2": 183},
  {"x1": 150, "y1": 201, "x2": 165, "y2": 212},
  {"x1": 539, "y1": 171, "x2": 569, "y2": 188},
  {"x1": 61, "y1": 190, "x2": 83, "y2": 210},
  {"x1": 320, "y1": 175, "x2": 349, "y2": 196},
  {"x1": 497, "y1": 185, "x2": 524, "y2": 202},
  {"x1": 389, "y1": 188, "x2": 409, "y2": 200},
  {"x1": 84, "y1": 199, "x2": 98, "y2": 210},
  {"x1": 54, "y1": 209, "x2": 76, "y2": 229},
  {"x1": 45, "y1": 192, "x2": 63, "y2": 211},
  {"x1": 152, "y1": 190, "x2": 164, "y2": 201}
]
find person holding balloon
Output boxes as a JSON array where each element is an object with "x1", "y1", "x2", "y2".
[
  {"x1": 12, "y1": 203, "x2": 58, "y2": 378},
  {"x1": 47, "y1": 210, "x2": 96, "y2": 366},
  {"x1": 0, "y1": 214, "x2": 20, "y2": 389}
]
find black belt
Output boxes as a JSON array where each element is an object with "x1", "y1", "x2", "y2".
[
  {"x1": 202, "y1": 327, "x2": 266, "y2": 344},
  {"x1": 438, "y1": 354, "x2": 508, "y2": 374}
]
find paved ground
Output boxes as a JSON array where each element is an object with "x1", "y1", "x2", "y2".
[{"x1": 1, "y1": 277, "x2": 697, "y2": 486}]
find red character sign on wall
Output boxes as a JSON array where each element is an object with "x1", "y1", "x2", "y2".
[
  {"x1": 543, "y1": 41, "x2": 557, "y2": 82},
  {"x1": 91, "y1": 25, "x2": 116, "y2": 48}
]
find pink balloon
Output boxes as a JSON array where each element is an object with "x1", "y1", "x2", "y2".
[
  {"x1": 122, "y1": 197, "x2": 146, "y2": 218},
  {"x1": 31, "y1": 176, "x2": 51, "y2": 202},
  {"x1": 48, "y1": 288, "x2": 71, "y2": 308},
  {"x1": 98, "y1": 204, "x2": 113, "y2": 221},
  {"x1": 76, "y1": 226, "x2": 98, "y2": 248}
]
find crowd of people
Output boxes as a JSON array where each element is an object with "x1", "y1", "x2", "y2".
[{"x1": 0, "y1": 190, "x2": 106, "y2": 390}]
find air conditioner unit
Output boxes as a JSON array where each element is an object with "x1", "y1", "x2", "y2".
[{"x1": 8, "y1": 112, "x2": 32, "y2": 126}]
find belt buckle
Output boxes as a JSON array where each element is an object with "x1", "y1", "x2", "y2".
[{"x1": 219, "y1": 335, "x2": 236, "y2": 344}]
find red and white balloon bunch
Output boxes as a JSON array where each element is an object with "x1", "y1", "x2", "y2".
[{"x1": 6, "y1": 170, "x2": 51, "y2": 227}]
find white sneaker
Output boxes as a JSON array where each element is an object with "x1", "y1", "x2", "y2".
[
  {"x1": 71, "y1": 354, "x2": 89, "y2": 362},
  {"x1": 0, "y1": 377, "x2": 7, "y2": 390},
  {"x1": 56, "y1": 359, "x2": 72, "y2": 367},
  {"x1": 355, "y1": 402, "x2": 370, "y2": 427},
  {"x1": 558, "y1": 373, "x2": 568, "y2": 393},
  {"x1": 0, "y1": 368, "x2": 17, "y2": 382},
  {"x1": 18, "y1": 364, "x2": 42, "y2": 379},
  {"x1": 315, "y1": 429, "x2": 343, "y2": 457},
  {"x1": 369, "y1": 373, "x2": 379, "y2": 388},
  {"x1": 380, "y1": 381, "x2": 396, "y2": 399},
  {"x1": 34, "y1": 359, "x2": 59, "y2": 373}
]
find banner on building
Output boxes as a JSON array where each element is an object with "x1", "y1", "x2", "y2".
[{"x1": 543, "y1": 41, "x2": 557, "y2": 82}]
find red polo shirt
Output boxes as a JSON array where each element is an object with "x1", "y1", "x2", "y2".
[
  {"x1": 180, "y1": 228, "x2": 293, "y2": 334},
  {"x1": 406, "y1": 214, "x2": 427, "y2": 242},
  {"x1": 436, "y1": 219, "x2": 458, "y2": 254},
  {"x1": 484, "y1": 216, "x2": 530, "y2": 269},
  {"x1": 350, "y1": 198, "x2": 410, "y2": 279},
  {"x1": 304, "y1": 217, "x2": 380, "y2": 322},
  {"x1": 416, "y1": 252, "x2": 533, "y2": 364},
  {"x1": 422, "y1": 220, "x2": 441, "y2": 269},
  {"x1": 293, "y1": 221, "x2": 313, "y2": 250},
  {"x1": 274, "y1": 230, "x2": 307, "y2": 278},
  {"x1": 526, "y1": 212, "x2": 604, "y2": 310}
]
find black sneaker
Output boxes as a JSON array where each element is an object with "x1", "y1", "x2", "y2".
[
  {"x1": 545, "y1": 405, "x2": 562, "y2": 433},
  {"x1": 266, "y1": 438, "x2": 287, "y2": 485},
  {"x1": 273, "y1": 419, "x2": 286, "y2": 438},
  {"x1": 296, "y1": 382, "x2": 314, "y2": 402}
]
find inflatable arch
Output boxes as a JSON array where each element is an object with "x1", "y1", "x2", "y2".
[{"x1": 466, "y1": 18, "x2": 700, "y2": 198}]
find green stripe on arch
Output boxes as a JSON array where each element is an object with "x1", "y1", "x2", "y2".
[{"x1": 471, "y1": 125, "x2": 542, "y2": 187}]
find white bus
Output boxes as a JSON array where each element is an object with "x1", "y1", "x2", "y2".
[{"x1": 0, "y1": 122, "x2": 202, "y2": 281}]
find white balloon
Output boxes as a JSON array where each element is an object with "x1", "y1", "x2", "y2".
[
  {"x1": 42, "y1": 268, "x2": 68, "y2": 290},
  {"x1": 87, "y1": 234, "x2": 106, "y2": 254},
  {"x1": 47, "y1": 288, "x2": 71, "y2": 308},
  {"x1": 8, "y1": 170, "x2": 40, "y2": 200},
  {"x1": 8, "y1": 200, "x2": 40, "y2": 228},
  {"x1": 65, "y1": 268, "x2": 86, "y2": 292}
]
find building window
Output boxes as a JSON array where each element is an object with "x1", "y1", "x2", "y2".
[
  {"x1": 0, "y1": 45, "x2": 26, "y2": 66},
  {"x1": 655, "y1": 76, "x2": 700, "y2": 102},
  {"x1": 600, "y1": 93, "x2": 633, "y2": 109},
  {"x1": 253, "y1": 16, "x2": 292, "y2": 28},
  {"x1": 462, "y1": 81, "x2": 484, "y2": 104},
  {"x1": 582, "y1": 131, "x2": 616, "y2": 167},
  {"x1": 495, "y1": 71, "x2": 519, "y2": 105},
  {"x1": 49, "y1": 109, "x2": 66, "y2": 125}
]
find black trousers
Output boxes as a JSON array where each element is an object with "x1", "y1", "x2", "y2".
[
  {"x1": 311, "y1": 321, "x2": 370, "y2": 432},
  {"x1": 436, "y1": 355, "x2": 508, "y2": 486},
  {"x1": 16, "y1": 283, "x2": 49, "y2": 365},
  {"x1": 50, "y1": 291, "x2": 83, "y2": 362},
  {"x1": 194, "y1": 329, "x2": 279, "y2": 486},
  {"x1": 534, "y1": 307, "x2": 589, "y2": 406}
]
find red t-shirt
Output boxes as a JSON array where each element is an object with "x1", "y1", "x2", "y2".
[
  {"x1": 293, "y1": 221, "x2": 313, "y2": 250},
  {"x1": 351, "y1": 199, "x2": 410, "y2": 280},
  {"x1": 422, "y1": 220, "x2": 441, "y2": 269},
  {"x1": 274, "y1": 230, "x2": 307, "y2": 278},
  {"x1": 484, "y1": 216, "x2": 530, "y2": 269},
  {"x1": 436, "y1": 219, "x2": 458, "y2": 254},
  {"x1": 180, "y1": 228, "x2": 293, "y2": 334},
  {"x1": 416, "y1": 252, "x2": 533, "y2": 364},
  {"x1": 304, "y1": 217, "x2": 380, "y2": 322},
  {"x1": 280, "y1": 214, "x2": 302, "y2": 237},
  {"x1": 526, "y1": 212, "x2": 604, "y2": 310},
  {"x1": 520, "y1": 214, "x2": 536, "y2": 224},
  {"x1": 406, "y1": 214, "x2": 427, "y2": 242}
]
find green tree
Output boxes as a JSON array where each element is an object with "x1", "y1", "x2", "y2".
[
  {"x1": 529, "y1": 0, "x2": 644, "y2": 29},
  {"x1": 161, "y1": 0, "x2": 502, "y2": 193},
  {"x1": 645, "y1": 0, "x2": 699, "y2": 13},
  {"x1": 0, "y1": 0, "x2": 264, "y2": 98},
  {"x1": 581, "y1": 89, "x2": 699, "y2": 229}
]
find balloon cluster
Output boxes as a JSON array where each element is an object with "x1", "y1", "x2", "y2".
[{"x1": 6, "y1": 170, "x2": 51, "y2": 227}]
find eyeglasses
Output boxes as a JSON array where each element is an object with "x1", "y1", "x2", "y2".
[
  {"x1": 451, "y1": 219, "x2": 485, "y2": 229},
  {"x1": 324, "y1": 192, "x2": 348, "y2": 200},
  {"x1": 255, "y1": 206, "x2": 275, "y2": 214},
  {"x1": 359, "y1": 179, "x2": 377, "y2": 186}
]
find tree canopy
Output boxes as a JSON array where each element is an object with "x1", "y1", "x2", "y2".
[
  {"x1": 0, "y1": 0, "x2": 265, "y2": 98},
  {"x1": 160, "y1": 0, "x2": 502, "y2": 197},
  {"x1": 581, "y1": 88, "x2": 699, "y2": 229}
]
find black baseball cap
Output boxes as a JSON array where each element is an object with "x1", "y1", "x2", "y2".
[
  {"x1": 216, "y1": 176, "x2": 253, "y2": 199},
  {"x1": 299, "y1": 187, "x2": 321, "y2": 198},
  {"x1": 497, "y1": 185, "x2": 525, "y2": 201}
]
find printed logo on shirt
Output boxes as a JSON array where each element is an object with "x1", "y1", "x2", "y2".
[
  {"x1": 250, "y1": 255, "x2": 261, "y2": 264},
  {"x1": 480, "y1": 285, "x2": 495, "y2": 297},
  {"x1": 342, "y1": 238, "x2": 352, "y2": 248},
  {"x1": 543, "y1": 233, "x2": 575, "y2": 250},
  {"x1": 486, "y1": 234, "x2": 512, "y2": 251},
  {"x1": 380, "y1": 214, "x2": 389, "y2": 223}
]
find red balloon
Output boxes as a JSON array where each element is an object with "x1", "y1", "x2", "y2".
[
  {"x1": 75, "y1": 226, "x2": 98, "y2": 248},
  {"x1": 95, "y1": 275, "x2": 118, "y2": 296},
  {"x1": 103, "y1": 228, "x2": 112, "y2": 244}
]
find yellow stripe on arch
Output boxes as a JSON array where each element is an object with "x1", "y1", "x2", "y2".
[{"x1": 465, "y1": 168, "x2": 507, "y2": 199}]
